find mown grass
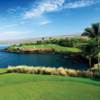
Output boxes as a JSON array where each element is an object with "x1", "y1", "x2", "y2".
[
  {"x1": 9, "y1": 44, "x2": 81, "y2": 53},
  {"x1": 0, "y1": 73, "x2": 100, "y2": 100},
  {"x1": 0, "y1": 68, "x2": 7, "y2": 74}
]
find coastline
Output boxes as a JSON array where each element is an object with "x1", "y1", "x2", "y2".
[{"x1": 3, "y1": 47, "x2": 88, "y2": 64}]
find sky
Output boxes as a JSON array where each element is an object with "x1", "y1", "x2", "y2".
[{"x1": 0, "y1": 0, "x2": 100, "y2": 40}]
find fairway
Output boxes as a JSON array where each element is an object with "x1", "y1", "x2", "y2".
[{"x1": 0, "y1": 73, "x2": 100, "y2": 100}]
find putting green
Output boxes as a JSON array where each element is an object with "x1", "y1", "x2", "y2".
[{"x1": 0, "y1": 74, "x2": 100, "y2": 100}]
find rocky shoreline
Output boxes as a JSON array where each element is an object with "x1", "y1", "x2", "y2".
[{"x1": 3, "y1": 48, "x2": 55, "y2": 53}]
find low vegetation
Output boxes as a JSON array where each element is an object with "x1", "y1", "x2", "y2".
[
  {"x1": 7, "y1": 65, "x2": 100, "y2": 79},
  {"x1": 91, "y1": 63, "x2": 100, "y2": 72}
]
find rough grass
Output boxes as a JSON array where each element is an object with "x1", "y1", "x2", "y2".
[
  {"x1": 9, "y1": 44, "x2": 81, "y2": 53},
  {"x1": 7, "y1": 66, "x2": 95, "y2": 78},
  {"x1": 0, "y1": 73, "x2": 100, "y2": 100}
]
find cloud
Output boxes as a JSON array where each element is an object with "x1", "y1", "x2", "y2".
[
  {"x1": 64, "y1": 0, "x2": 96, "y2": 8},
  {"x1": 7, "y1": 6, "x2": 27, "y2": 14},
  {"x1": 23, "y1": 0, "x2": 96, "y2": 19},
  {"x1": 24, "y1": 0, "x2": 65, "y2": 19},
  {"x1": 39, "y1": 20, "x2": 51, "y2": 25}
]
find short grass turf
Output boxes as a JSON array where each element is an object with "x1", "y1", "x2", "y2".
[{"x1": 0, "y1": 73, "x2": 100, "y2": 100}]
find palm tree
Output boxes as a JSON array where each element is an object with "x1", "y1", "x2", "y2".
[
  {"x1": 82, "y1": 39, "x2": 98, "y2": 67},
  {"x1": 81, "y1": 23, "x2": 100, "y2": 67},
  {"x1": 81, "y1": 23, "x2": 100, "y2": 39}
]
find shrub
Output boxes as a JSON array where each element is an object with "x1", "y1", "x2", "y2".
[
  {"x1": 93, "y1": 72, "x2": 100, "y2": 80},
  {"x1": 57, "y1": 67, "x2": 67, "y2": 76},
  {"x1": 78, "y1": 71, "x2": 93, "y2": 78},
  {"x1": 90, "y1": 63, "x2": 100, "y2": 79},
  {"x1": 91, "y1": 63, "x2": 100, "y2": 72},
  {"x1": 45, "y1": 67, "x2": 57, "y2": 75},
  {"x1": 65, "y1": 69, "x2": 78, "y2": 77},
  {"x1": 7, "y1": 66, "x2": 17, "y2": 73},
  {"x1": 7, "y1": 65, "x2": 98, "y2": 78}
]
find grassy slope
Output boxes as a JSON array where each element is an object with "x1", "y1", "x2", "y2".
[
  {"x1": 10, "y1": 44, "x2": 81, "y2": 53},
  {"x1": 0, "y1": 73, "x2": 100, "y2": 100}
]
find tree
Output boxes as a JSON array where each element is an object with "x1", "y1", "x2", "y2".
[
  {"x1": 42, "y1": 37, "x2": 45, "y2": 41},
  {"x1": 81, "y1": 23, "x2": 100, "y2": 39},
  {"x1": 81, "y1": 39, "x2": 98, "y2": 67},
  {"x1": 81, "y1": 23, "x2": 100, "y2": 67}
]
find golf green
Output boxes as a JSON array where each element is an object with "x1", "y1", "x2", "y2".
[{"x1": 0, "y1": 73, "x2": 100, "y2": 100}]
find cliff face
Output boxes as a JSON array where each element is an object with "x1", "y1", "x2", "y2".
[{"x1": 4, "y1": 48, "x2": 55, "y2": 53}]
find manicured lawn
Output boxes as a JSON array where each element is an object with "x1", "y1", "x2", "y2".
[
  {"x1": 10, "y1": 44, "x2": 81, "y2": 53},
  {"x1": 0, "y1": 68, "x2": 6, "y2": 73},
  {"x1": 0, "y1": 73, "x2": 100, "y2": 100}
]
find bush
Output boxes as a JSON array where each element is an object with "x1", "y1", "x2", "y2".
[
  {"x1": 57, "y1": 67, "x2": 67, "y2": 76},
  {"x1": 93, "y1": 72, "x2": 100, "y2": 80},
  {"x1": 78, "y1": 71, "x2": 93, "y2": 78},
  {"x1": 91, "y1": 63, "x2": 100, "y2": 72},
  {"x1": 7, "y1": 65, "x2": 98, "y2": 79},
  {"x1": 65, "y1": 69, "x2": 78, "y2": 77}
]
